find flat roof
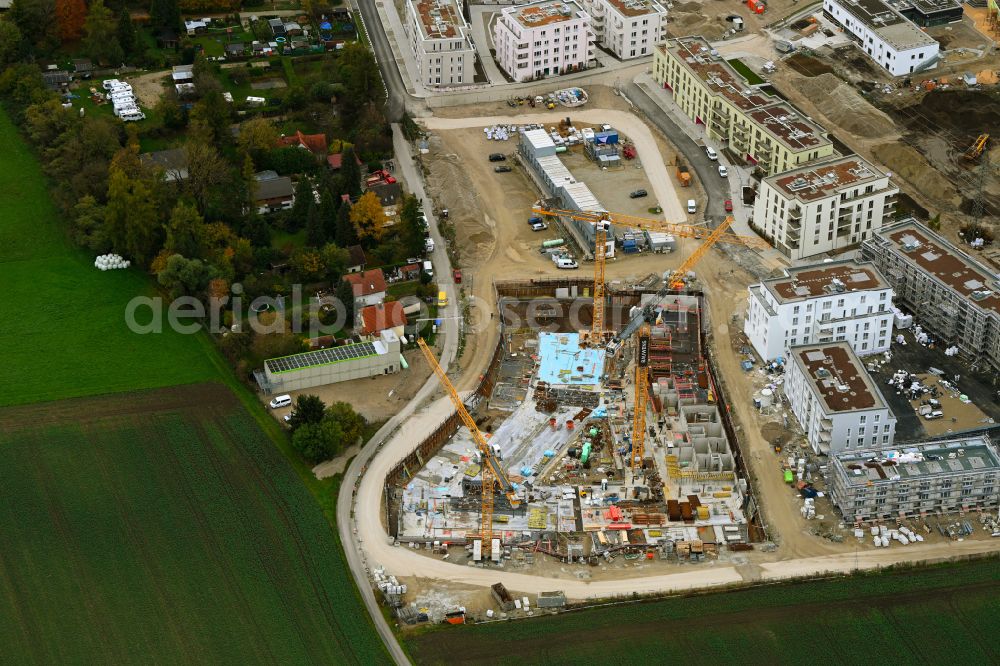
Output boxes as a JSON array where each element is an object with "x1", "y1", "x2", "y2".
[
  {"x1": 506, "y1": 0, "x2": 585, "y2": 28},
  {"x1": 562, "y1": 181, "x2": 601, "y2": 212},
  {"x1": 265, "y1": 341, "x2": 383, "y2": 374},
  {"x1": 665, "y1": 38, "x2": 773, "y2": 113},
  {"x1": 410, "y1": 0, "x2": 466, "y2": 40},
  {"x1": 897, "y1": 0, "x2": 963, "y2": 15},
  {"x1": 537, "y1": 332, "x2": 604, "y2": 388},
  {"x1": 835, "y1": 434, "x2": 1000, "y2": 486},
  {"x1": 537, "y1": 154, "x2": 575, "y2": 188},
  {"x1": 607, "y1": 0, "x2": 666, "y2": 17},
  {"x1": 767, "y1": 260, "x2": 889, "y2": 302},
  {"x1": 881, "y1": 222, "x2": 1000, "y2": 315},
  {"x1": 746, "y1": 104, "x2": 830, "y2": 152},
  {"x1": 792, "y1": 342, "x2": 884, "y2": 413},
  {"x1": 770, "y1": 156, "x2": 887, "y2": 202},
  {"x1": 523, "y1": 128, "x2": 556, "y2": 150},
  {"x1": 664, "y1": 37, "x2": 830, "y2": 153},
  {"x1": 828, "y1": 0, "x2": 936, "y2": 50}
]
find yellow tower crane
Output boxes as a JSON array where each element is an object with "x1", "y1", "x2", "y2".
[
  {"x1": 631, "y1": 323, "x2": 650, "y2": 472},
  {"x1": 627, "y1": 219, "x2": 735, "y2": 471},
  {"x1": 531, "y1": 205, "x2": 768, "y2": 338},
  {"x1": 417, "y1": 338, "x2": 520, "y2": 554}
]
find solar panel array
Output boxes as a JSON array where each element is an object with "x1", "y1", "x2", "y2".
[{"x1": 266, "y1": 342, "x2": 377, "y2": 374}]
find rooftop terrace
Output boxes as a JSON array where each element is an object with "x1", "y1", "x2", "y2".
[
  {"x1": 508, "y1": 0, "x2": 585, "y2": 28},
  {"x1": 411, "y1": 0, "x2": 466, "y2": 40},
  {"x1": 666, "y1": 38, "x2": 773, "y2": 113},
  {"x1": 771, "y1": 156, "x2": 886, "y2": 202},
  {"x1": 665, "y1": 38, "x2": 829, "y2": 153},
  {"x1": 607, "y1": 0, "x2": 666, "y2": 17},
  {"x1": 835, "y1": 435, "x2": 1000, "y2": 486},
  {"x1": 747, "y1": 104, "x2": 830, "y2": 152},
  {"x1": 768, "y1": 260, "x2": 889, "y2": 302},
  {"x1": 883, "y1": 223, "x2": 1000, "y2": 315},
  {"x1": 793, "y1": 342, "x2": 884, "y2": 413}
]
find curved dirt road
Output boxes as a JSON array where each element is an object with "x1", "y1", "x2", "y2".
[{"x1": 355, "y1": 395, "x2": 1000, "y2": 600}]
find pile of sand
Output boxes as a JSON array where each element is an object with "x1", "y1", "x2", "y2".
[
  {"x1": 794, "y1": 73, "x2": 897, "y2": 139},
  {"x1": 872, "y1": 142, "x2": 960, "y2": 206}
]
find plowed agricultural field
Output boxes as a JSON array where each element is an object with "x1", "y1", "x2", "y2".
[
  {"x1": 0, "y1": 384, "x2": 387, "y2": 664},
  {"x1": 408, "y1": 558, "x2": 1000, "y2": 664}
]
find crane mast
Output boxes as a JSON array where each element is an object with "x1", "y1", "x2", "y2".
[
  {"x1": 417, "y1": 339, "x2": 519, "y2": 552},
  {"x1": 591, "y1": 219, "x2": 610, "y2": 340},
  {"x1": 631, "y1": 323, "x2": 650, "y2": 472}
]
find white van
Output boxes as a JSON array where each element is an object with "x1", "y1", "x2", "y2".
[
  {"x1": 423, "y1": 260, "x2": 433, "y2": 277},
  {"x1": 425, "y1": 237, "x2": 435, "y2": 253},
  {"x1": 687, "y1": 199, "x2": 697, "y2": 214},
  {"x1": 269, "y1": 394, "x2": 292, "y2": 409},
  {"x1": 555, "y1": 256, "x2": 579, "y2": 269},
  {"x1": 705, "y1": 146, "x2": 718, "y2": 161}
]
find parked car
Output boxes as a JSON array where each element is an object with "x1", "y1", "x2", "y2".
[
  {"x1": 453, "y1": 269, "x2": 462, "y2": 283},
  {"x1": 530, "y1": 221, "x2": 548, "y2": 231},
  {"x1": 629, "y1": 189, "x2": 648, "y2": 199},
  {"x1": 687, "y1": 199, "x2": 697, "y2": 214},
  {"x1": 488, "y1": 153, "x2": 506, "y2": 162},
  {"x1": 705, "y1": 146, "x2": 718, "y2": 161},
  {"x1": 724, "y1": 199, "x2": 734, "y2": 212},
  {"x1": 554, "y1": 256, "x2": 578, "y2": 269},
  {"x1": 269, "y1": 395, "x2": 292, "y2": 409},
  {"x1": 718, "y1": 165, "x2": 728, "y2": 177},
  {"x1": 495, "y1": 165, "x2": 512, "y2": 173}
]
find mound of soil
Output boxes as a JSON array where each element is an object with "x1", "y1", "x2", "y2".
[
  {"x1": 785, "y1": 54, "x2": 833, "y2": 78},
  {"x1": 872, "y1": 141, "x2": 960, "y2": 206},
  {"x1": 901, "y1": 90, "x2": 1000, "y2": 141},
  {"x1": 794, "y1": 73, "x2": 897, "y2": 139}
]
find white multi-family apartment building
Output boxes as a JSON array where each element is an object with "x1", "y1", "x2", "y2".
[
  {"x1": 653, "y1": 37, "x2": 834, "y2": 176},
  {"x1": 579, "y1": 0, "x2": 666, "y2": 59},
  {"x1": 405, "y1": 0, "x2": 476, "y2": 87},
  {"x1": 494, "y1": 0, "x2": 593, "y2": 82},
  {"x1": 785, "y1": 342, "x2": 897, "y2": 455},
  {"x1": 823, "y1": 0, "x2": 939, "y2": 76},
  {"x1": 830, "y1": 435, "x2": 1000, "y2": 522},
  {"x1": 752, "y1": 155, "x2": 899, "y2": 259},
  {"x1": 862, "y1": 219, "x2": 1000, "y2": 374},
  {"x1": 745, "y1": 260, "x2": 895, "y2": 362}
]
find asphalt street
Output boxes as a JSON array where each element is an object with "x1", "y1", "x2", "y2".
[
  {"x1": 353, "y1": 0, "x2": 412, "y2": 121},
  {"x1": 332, "y1": 124, "x2": 460, "y2": 666}
]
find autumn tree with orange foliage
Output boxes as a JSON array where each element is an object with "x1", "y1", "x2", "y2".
[
  {"x1": 55, "y1": 0, "x2": 86, "y2": 42},
  {"x1": 348, "y1": 191, "x2": 387, "y2": 243}
]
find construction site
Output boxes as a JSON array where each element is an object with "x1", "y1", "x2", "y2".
[
  {"x1": 390, "y1": 287, "x2": 760, "y2": 565},
  {"x1": 383, "y1": 188, "x2": 770, "y2": 580}
]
